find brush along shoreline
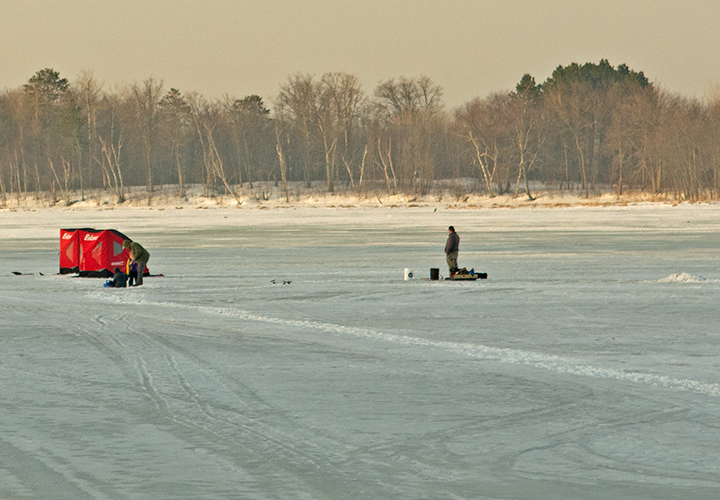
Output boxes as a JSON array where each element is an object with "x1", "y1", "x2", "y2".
[{"x1": 1, "y1": 182, "x2": 718, "y2": 211}]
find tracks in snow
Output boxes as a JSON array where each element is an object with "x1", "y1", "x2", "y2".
[{"x1": 90, "y1": 292, "x2": 720, "y2": 398}]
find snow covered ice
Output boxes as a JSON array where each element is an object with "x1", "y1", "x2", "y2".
[{"x1": 2, "y1": 204, "x2": 720, "y2": 499}]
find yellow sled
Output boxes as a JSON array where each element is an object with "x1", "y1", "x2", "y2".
[{"x1": 446, "y1": 268, "x2": 487, "y2": 280}]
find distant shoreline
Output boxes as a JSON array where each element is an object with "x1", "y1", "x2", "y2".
[{"x1": 1, "y1": 182, "x2": 718, "y2": 212}]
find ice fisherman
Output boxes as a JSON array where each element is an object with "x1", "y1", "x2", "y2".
[
  {"x1": 445, "y1": 226, "x2": 460, "y2": 276},
  {"x1": 107, "y1": 267, "x2": 129, "y2": 288},
  {"x1": 122, "y1": 239, "x2": 150, "y2": 286}
]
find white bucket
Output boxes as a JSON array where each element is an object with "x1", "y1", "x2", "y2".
[{"x1": 404, "y1": 268, "x2": 413, "y2": 280}]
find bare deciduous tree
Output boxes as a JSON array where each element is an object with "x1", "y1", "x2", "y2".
[
  {"x1": 75, "y1": 71, "x2": 103, "y2": 200},
  {"x1": 159, "y1": 88, "x2": 191, "y2": 198},
  {"x1": 128, "y1": 78, "x2": 163, "y2": 203}
]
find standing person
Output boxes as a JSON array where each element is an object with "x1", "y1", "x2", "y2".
[
  {"x1": 445, "y1": 226, "x2": 460, "y2": 276},
  {"x1": 122, "y1": 239, "x2": 150, "y2": 286},
  {"x1": 127, "y1": 262, "x2": 138, "y2": 287}
]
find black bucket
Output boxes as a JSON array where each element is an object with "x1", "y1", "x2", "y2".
[{"x1": 430, "y1": 268, "x2": 440, "y2": 281}]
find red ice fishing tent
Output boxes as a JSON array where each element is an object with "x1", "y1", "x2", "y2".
[{"x1": 60, "y1": 228, "x2": 150, "y2": 278}]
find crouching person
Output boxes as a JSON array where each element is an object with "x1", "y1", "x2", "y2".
[
  {"x1": 122, "y1": 239, "x2": 150, "y2": 286},
  {"x1": 107, "y1": 267, "x2": 128, "y2": 288}
]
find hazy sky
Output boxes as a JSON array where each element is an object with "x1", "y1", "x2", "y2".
[{"x1": 3, "y1": 0, "x2": 720, "y2": 108}]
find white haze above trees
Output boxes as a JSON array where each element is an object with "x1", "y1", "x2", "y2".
[{"x1": 2, "y1": 61, "x2": 720, "y2": 207}]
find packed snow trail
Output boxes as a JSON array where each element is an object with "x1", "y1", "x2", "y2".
[{"x1": 90, "y1": 291, "x2": 720, "y2": 397}]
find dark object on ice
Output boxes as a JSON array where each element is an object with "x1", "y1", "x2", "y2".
[
  {"x1": 12, "y1": 271, "x2": 33, "y2": 275},
  {"x1": 430, "y1": 268, "x2": 440, "y2": 281},
  {"x1": 446, "y1": 268, "x2": 488, "y2": 281},
  {"x1": 106, "y1": 267, "x2": 129, "y2": 288},
  {"x1": 283, "y1": 280, "x2": 292, "y2": 285}
]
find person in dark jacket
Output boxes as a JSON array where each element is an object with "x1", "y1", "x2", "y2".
[
  {"x1": 122, "y1": 239, "x2": 150, "y2": 286},
  {"x1": 445, "y1": 226, "x2": 460, "y2": 276},
  {"x1": 108, "y1": 267, "x2": 128, "y2": 288}
]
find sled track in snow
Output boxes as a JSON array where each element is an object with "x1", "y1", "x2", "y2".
[{"x1": 90, "y1": 292, "x2": 720, "y2": 398}]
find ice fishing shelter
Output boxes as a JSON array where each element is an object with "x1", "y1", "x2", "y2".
[{"x1": 59, "y1": 228, "x2": 149, "y2": 278}]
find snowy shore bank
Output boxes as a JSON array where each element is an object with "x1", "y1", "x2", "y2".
[{"x1": 1, "y1": 182, "x2": 716, "y2": 212}]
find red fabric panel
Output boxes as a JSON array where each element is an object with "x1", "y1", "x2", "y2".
[
  {"x1": 59, "y1": 229, "x2": 80, "y2": 271},
  {"x1": 79, "y1": 229, "x2": 105, "y2": 272},
  {"x1": 106, "y1": 230, "x2": 131, "y2": 272}
]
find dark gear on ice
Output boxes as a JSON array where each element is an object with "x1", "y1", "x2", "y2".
[{"x1": 106, "y1": 267, "x2": 129, "y2": 288}]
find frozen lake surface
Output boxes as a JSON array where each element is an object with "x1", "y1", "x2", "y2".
[{"x1": 2, "y1": 205, "x2": 720, "y2": 499}]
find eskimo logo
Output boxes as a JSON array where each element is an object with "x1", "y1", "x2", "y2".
[
  {"x1": 84, "y1": 234, "x2": 100, "y2": 241},
  {"x1": 62, "y1": 233, "x2": 73, "y2": 240},
  {"x1": 111, "y1": 261, "x2": 124, "y2": 266}
]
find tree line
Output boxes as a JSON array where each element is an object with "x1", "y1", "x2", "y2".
[{"x1": 2, "y1": 60, "x2": 720, "y2": 205}]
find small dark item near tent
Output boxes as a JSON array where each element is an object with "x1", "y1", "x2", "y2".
[{"x1": 60, "y1": 228, "x2": 150, "y2": 278}]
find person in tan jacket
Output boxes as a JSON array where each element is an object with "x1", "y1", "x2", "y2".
[{"x1": 122, "y1": 239, "x2": 150, "y2": 286}]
